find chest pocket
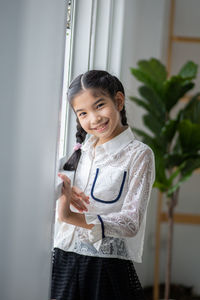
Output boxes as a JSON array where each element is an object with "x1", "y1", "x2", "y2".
[{"x1": 90, "y1": 167, "x2": 127, "y2": 204}]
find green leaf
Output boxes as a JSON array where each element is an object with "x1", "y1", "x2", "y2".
[
  {"x1": 154, "y1": 150, "x2": 169, "y2": 187},
  {"x1": 164, "y1": 153, "x2": 186, "y2": 168},
  {"x1": 130, "y1": 59, "x2": 165, "y2": 97},
  {"x1": 167, "y1": 172, "x2": 192, "y2": 197},
  {"x1": 179, "y1": 61, "x2": 198, "y2": 79},
  {"x1": 131, "y1": 127, "x2": 166, "y2": 151},
  {"x1": 163, "y1": 76, "x2": 195, "y2": 112},
  {"x1": 129, "y1": 96, "x2": 153, "y2": 113},
  {"x1": 179, "y1": 93, "x2": 200, "y2": 124},
  {"x1": 178, "y1": 120, "x2": 200, "y2": 152},
  {"x1": 181, "y1": 157, "x2": 200, "y2": 176},
  {"x1": 129, "y1": 96, "x2": 165, "y2": 125},
  {"x1": 143, "y1": 114, "x2": 165, "y2": 137},
  {"x1": 138, "y1": 58, "x2": 167, "y2": 84},
  {"x1": 131, "y1": 127, "x2": 169, "y2": 189},
  {"x1": 153, "y1": 181, "x2": 169, "y2": 192},
  {"x1": 131, "y1": 128, "x2": 155, "y2": 146},
  {"x1": 167, "y1": 161, "x2": 186, "y2": 186},
  {"x1": 138, "y1": 85, "x2": 166, "y2": 116},
  {"x1": 166, "y1": 156, "x2": 200, "y2": 196},
  {"x1": 161, "y1": 119, "x2": 178, "y2": 141},
  {"x1": 130, "y1": 68, "x2": 161, "y2": 95}
]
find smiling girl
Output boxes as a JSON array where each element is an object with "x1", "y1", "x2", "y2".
[{"x1": 51, "y1": 70, "x2": 155, "y2": 300}]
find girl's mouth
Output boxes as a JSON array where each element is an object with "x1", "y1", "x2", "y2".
[{"x1": 93, "y1": 120, "x2": 109, "y2": 132}]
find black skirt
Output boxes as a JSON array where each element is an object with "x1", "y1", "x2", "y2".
[{"x1": 51, "y1": 247, "x2": 146, "y2": 300}]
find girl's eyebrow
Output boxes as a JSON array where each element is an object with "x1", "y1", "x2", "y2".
[
  {"x1": 75, "y1": 98, "x2": 105, "y2": 113},
  {"x1": 93, "y1": 98, "x2": 105, "y2": 106}
]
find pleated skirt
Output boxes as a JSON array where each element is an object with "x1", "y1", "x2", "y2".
[{"x1": 51, "y1": 247, "x2": 146, "y2": 300}]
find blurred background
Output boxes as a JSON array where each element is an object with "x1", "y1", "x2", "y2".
[{"x1": 0, "y1": 0, "x2": 199, "y2": 299}]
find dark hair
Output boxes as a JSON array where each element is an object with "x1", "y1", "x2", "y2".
[{"x1": 63, "y1": 70, "x2": 128, "y2": 171}]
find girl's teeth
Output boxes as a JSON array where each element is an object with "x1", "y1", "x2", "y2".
[{"x1": 97, "y1": 124, "x2": 106, "y2": 130}]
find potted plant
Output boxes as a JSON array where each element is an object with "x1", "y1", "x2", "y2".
[{"x1": 129, "y1": 58, "x2": 200, "y2": 300}]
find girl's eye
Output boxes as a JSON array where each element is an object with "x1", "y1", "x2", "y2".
[
  {"x1": 79, "y1": 112, "x2": 86, "y2": 117},
  {"x1": 96, "y1": 103, "x2": 104, "y2": 109}
]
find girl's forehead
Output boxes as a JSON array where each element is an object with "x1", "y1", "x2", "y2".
[
  {"x1": 72, "y1": 89, "x2": 110, "y2": 107},
  {"x1": 80, "y1": 88, "x2": 107, "y2": 98}
]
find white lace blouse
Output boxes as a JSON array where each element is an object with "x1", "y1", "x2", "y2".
[{"x1": 53, "y1": 127, "x2": 155, "y2": 262}]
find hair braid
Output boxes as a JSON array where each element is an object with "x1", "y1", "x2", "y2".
[
  {"x1": 63, "y1": 120, "x2": 87, "y2": 171},
  {"x1": 112, "y1": 76, "x2": 128, "y2": 127},
  {"x1": 120, "y1": 106, "x2": 128, "y2": 126},
  {"x1": 76, "y1": 119, "x2": 87, "y2": 144}
]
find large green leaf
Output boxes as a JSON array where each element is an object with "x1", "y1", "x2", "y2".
[
  {"x1": 130, "y1": 58, "x2": 166, "y2": 97},
  {"x1": 179, "y1": 61, "x2": 198, "y2": 80},
  {"x1": 132, "y1": 127, "x2": 169, "y2": 187},
  {"x1": 167, "y1": 157, "x2": 200, "y2": 196},
  {"x1": 164, "y1": 153, "x2": 187, "y2": 168},
  {"x1": 130, "y1": 127, "x2": 166, "y2": 152},
  {"x1": 167, "y1": 161, "x2": 186, "y2": 186},
  {"x1": 129, "y1": 96, "x2": 165, "y2": 125},
  {"x1": 138, "y1": 85, "x2": 166, "y2": 116},
  {"x1": 153, "y1": 148, "x2": 169, "y2": 189},
  {"x1": 143, "y1": 114, "x2": 166, "y2": 137},
  {"x1": 138, "y1": 58, "x2": 167, "y2": 84},
  {"x1": 163, "y1": 76, "x2": 195, "y2": 112},
  {"x1": 131, "y1": 128, "x2": 155, "y2": 147},
  {"x1": 130, "y1": 68, "x2": 162, "y2": 96},
  {"x1": 161, "y1": 119, "x2": 178, "y2": 142},
  {"x1": 167, "y1": 172, "x2": 192, "y2": 197},
  {"x1": 179, "y1": 93, "x2": 200, "y2": 124},
  {"x1": 178, "y1": 120, "x2": 200, "y2": 152},
  {"x1": 181, "y1": 156, "x2": 200, "y2": 176},
  {"x1": 129, "y1": 96, "x2": 153, "y2": 114}
]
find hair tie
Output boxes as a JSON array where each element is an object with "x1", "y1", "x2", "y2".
[{"x1": 73, "y1": 143, "x2": 82, "y2": 151}]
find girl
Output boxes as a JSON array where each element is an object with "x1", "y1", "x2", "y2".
[{"x1": 51, "y1": 70, "x2": 155, "y2": 300}]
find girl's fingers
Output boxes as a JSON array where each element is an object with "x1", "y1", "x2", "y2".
[
  {"x1": 79, "y1": 192, "x2": 90, "y2": 203},
  {"x1": 70, "y1": 201, "x2": 83, "y2": 212},
  {"x1": 72, "y1": 186, "x2": 89, "y2": 203},
  {"x1": 71, "y1": 196, "x2": 88, "y2": 210},
  {"x1": 73, "y1": 192, "x2": 89, "y2": 204},
  {"x1": 71, "y1": 199, "x2": 88, "y2": 212},
  {"x1": 58, "y1": 173, "x2": 71, "y2": 185}
]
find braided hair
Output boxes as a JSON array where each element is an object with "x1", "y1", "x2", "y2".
[{"x1": 63, "y1": 70, "x2": 128, "y2": 171}]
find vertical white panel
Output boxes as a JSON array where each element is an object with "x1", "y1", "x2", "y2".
[
  {"x1": 0, "y1": 1, "x2": 67, "y2": 299},
  {"x1": 107, "y1": 0, "x2": 125, "y2": 76},
  {"x1": 92, "y1": 0, "x2": 113, "y2": 69},
  {"x1": 66, "y1": 0, "x2": 93, "y2": 155}
]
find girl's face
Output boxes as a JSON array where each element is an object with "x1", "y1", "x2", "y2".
[{"x1": 72, "y1": 89, "x2": 125, "y2": 145}]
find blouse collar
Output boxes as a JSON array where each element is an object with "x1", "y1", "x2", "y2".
[{"x1": 82, "y1": 126, "x2": 135, "y2": 156}]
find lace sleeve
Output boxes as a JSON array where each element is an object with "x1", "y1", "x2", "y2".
[{"x1": 85, "y1": 147, "x2": 155, "y2": 247}]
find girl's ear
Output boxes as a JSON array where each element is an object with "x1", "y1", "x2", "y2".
[{"x1": 115, "y1": 91, "x2": 125, "y2": 111}]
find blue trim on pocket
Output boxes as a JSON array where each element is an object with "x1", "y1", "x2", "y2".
[
  {"x1": 91, "y1": 168, "x2": 127, "y2": 204},
  {"x1": 97, "y1": 215, "x2": 105, "y2": 239}
]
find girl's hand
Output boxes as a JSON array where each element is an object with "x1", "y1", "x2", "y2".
[
  {"x1": 57, "y1": 173, "x2": 72, "y2": 221},
  {"x1": 71, "y1": 186, "x2": 90, "y2": 212}
]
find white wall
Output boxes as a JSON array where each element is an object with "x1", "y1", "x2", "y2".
[
  {"x1": 0, "y1": 1, "x2": 67, "y2": 299},
  {"x1": 120, "y1": 0, "x2": 200, "y2": 294}
]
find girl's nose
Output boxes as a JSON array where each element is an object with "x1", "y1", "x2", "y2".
[{"x1": 90, "y1": 114, "x2": 102, "y2": 125}]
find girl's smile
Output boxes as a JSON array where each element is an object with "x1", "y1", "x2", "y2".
[
  {"x1": 91, "y1": 120, "x2": 109, "y2": 132},
  {"x1": 72, "y1": 89, "x2": 125, "y2": 145}
]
